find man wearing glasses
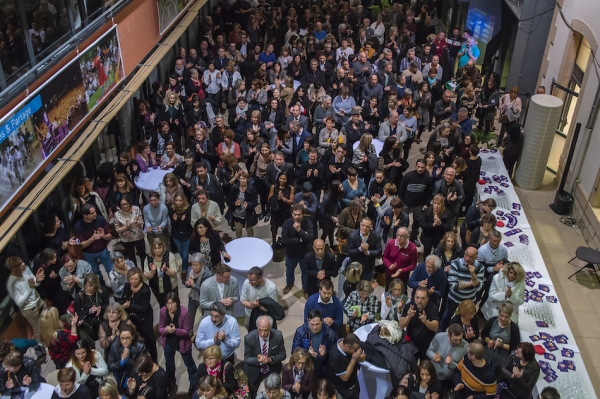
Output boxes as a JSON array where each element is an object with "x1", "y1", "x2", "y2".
[{"x1": 347, "y1": 217, "x2": 382, "y2": 282}]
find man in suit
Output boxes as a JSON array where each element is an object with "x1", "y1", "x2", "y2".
[
  {"x1": 244, "y1": 315, "x2": 287, "y2": 398},
  {"x1": 285, "y1": 105, "x2": 309, "y2": 131},
  {"x1": 199, "y1": 263, "x2": 240, "y2": 316},
  {"x1": 347, "y1": 217, "x2": 382, "y2": 282},
  {"x1": 288, "y1": 120, "x2": 311, "y2": 161},
  {"x1": 303, "y1": 239, "x2": 337, "y2": 297}
]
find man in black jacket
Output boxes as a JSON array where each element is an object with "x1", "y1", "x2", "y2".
[
  {"x1": 325, "y1": 144, "x2": 351, "y2": 184},
  {"x1": 302, "y1": 59, "x2": 326, "y2": 89},
  {"x1": 281, "y1": 204, "x2": 313, "y2": 295},
  {"x1": 297, "y1": 148, "x2": 325, "y2": 202},
  {"x1": 190, "y1": 162, "x2": 225, "y2": 211},
  {"x1": 347, "y1": 217, "x2": 382, "y2": 281},
  {"x1": 398, "y1": 159, "x2": 432, "y2": 246},
  {"x1": 303, "y1": 239, "x2": 337, "y2": 297}
]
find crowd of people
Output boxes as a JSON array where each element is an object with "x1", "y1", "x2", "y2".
[{"x1": 2, "y1": 1, "x2": 561, "y2": 399}]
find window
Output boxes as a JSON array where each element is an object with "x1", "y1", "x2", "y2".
[
  {"x1": 0, "y1": 0, "x2": 32, "y2": 86},
  {"x1": 22, "y1": 0, "x2": 74, "y2": 62}
]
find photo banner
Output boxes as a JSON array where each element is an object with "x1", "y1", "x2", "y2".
[
  {"x1": 158, "y1": 0, "x2": 192, "y2": 34},
  {"x1": 0, "y1": 25, "x2": 124, "y2": 213}
]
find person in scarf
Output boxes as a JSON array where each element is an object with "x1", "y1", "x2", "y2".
[
  {"x1": 282, "y1": 349, "x2": 314, "y2": 399},
  {"x1": 228, "y1": 97, "x2": 251, "y2": 143},
  {"x1": 194, "y1": 345, "x2": 238, "y2": 396}
]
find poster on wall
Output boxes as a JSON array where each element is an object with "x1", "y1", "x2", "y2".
[
  {"x1": 0, "y1": 25, "x2": 124, "y2": 212},
  {"x1": 158, "y1": 0, "x2": 192, "y2": 35}
]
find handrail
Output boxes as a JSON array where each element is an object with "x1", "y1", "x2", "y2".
[{"x1": 0, "y1": 0, "x2": 207, "y2": 253}]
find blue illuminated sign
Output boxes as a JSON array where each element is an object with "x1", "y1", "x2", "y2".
[{"x1": 0, "y1": 95, "x2": 42, "y2": 145}]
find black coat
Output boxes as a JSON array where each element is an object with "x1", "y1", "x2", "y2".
[
  {"x1": 347, "y1": 228, "x2": 383, "y2": 275},
  {"x1": 107, "y1": 340, "x2": 148, "y2": 386},
  {"x1": 281, "y1": 217, "x2": 313, "y2": 258},
  {"x1": 226, "y1": 183, "x2": 259, "y2": 227},
  {"x1": 261, "y1": 108, "x2": 286, "y2": 131},
  {"x1": 0, "y1": 358, "x2": 45, "y2": 396},
  {"x1": 196, "y1": 361, "x2": 238, "y2": 394},
  {"x1": 122, "y1": 283, "x2": 153, "y2": 324},
  {"x1": 303, "y1": 251, "x2": 338, "y2": 296},
  {"x1": 51, "y1": 385, "x2": 90, "y2": 399}
]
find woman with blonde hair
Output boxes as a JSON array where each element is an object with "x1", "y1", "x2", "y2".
[
  {"x1": 195, "y1": 345, "x2": 238, "y2": 395},
  {"x1": 97, "y1": 379, "x2": 121, "y2": 399},
  {"x1": 98, "y1": 302, "x2": 132, "y2": 353},
  {"x1": 196, "y1": 375, "x2": 228, "y2": 399},
  {"x1": 282, "y1": 348, "x2": 314, "y2": 399},
  {"x1": 66, "y1": 339, "x2": 108, "y2": 397},
  {"x1": 73, "y1": 273, "x2": 110, "y2": 340},
  {"x1": 143, "y1": 238, "x2": 179, "y2": 308},
  {"x1": 481, "y1": 262, "x2": 525, "y2": 322},
  {"x1": 352, "y1": 133, "x2": 376, "y2": 183},
  {"x1": 420, "y1": 194, "x2": 450, "y2": 257},
  {"x1": 39, "y1": 307, "x2": 78, "y2": 368},
  {"x1": 450, "y1": 299, "x2": 479, "y2": 342}
]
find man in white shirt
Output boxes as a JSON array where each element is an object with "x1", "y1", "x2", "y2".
[
  {"x1": 240, "y1": 267, "x2": 279, "y2": 319},
  {"x1": 195, "y1": 302, "x2": 241, "y2": 364},
  {"x1": 336, "y1": 38, "x2": 354, "y2": 64}
]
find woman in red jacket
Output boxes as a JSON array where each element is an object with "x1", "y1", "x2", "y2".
[{"x1": 39, "y1": 307, "x2": 79, "y2": 368}]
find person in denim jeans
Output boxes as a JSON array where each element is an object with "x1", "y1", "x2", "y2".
[{"x1": 73, "y1": 203, "x2": 113, "y2": 285}]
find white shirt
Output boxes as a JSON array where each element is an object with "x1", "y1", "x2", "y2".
[
  {"x1": 217, "y1": 282, "x2": 225, "y2": 299},
  {"x1": 7, "y1": 267, "x2": 41, "y2": 310}
]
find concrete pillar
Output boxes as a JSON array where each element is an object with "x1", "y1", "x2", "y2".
[{"x1": 515, "y1": 94, "x2": 563, "y2": 189}]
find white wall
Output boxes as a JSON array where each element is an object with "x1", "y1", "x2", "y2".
[{"x1": 538, "y1": 0, "x2": 600, "y2": 198}]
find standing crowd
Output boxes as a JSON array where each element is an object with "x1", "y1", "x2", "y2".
[{"x1": 2, "y1": 1, "x2": 558, "y2": 399}]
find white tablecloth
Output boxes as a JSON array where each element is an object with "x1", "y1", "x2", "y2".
[
  {"x1": 476, "y1": 149, "x2": 596, "y2": 398},
  {"x1": 1, "y1": 383, "x2": 54, "y2": 399},
  {"x1": 354, "y1": 323, "x2": 393, "y2": 399},
  {"x1": 353, "y1": 138, "x2": 384, "y2": 156},
  {"x1": 225, "y1": 237, "x2": 274, "y2": 316},
  {"x1": 134, "y1": 168, "x2": 173, "y2": 192}
]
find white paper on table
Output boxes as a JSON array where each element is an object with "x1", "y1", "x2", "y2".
[
  {"x1": 535, "y1": 278, "x2": 555, "y2": 287},
  {"x1": 520, "y1": 223, "x2": 531, "y2": 229}
]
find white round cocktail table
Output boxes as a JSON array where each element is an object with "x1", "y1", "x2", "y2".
[
  {"x1": 224, "y1": 237, "x2": 274, "y2": 316},
  {"x1": 134, "y1": 168, "x2": 173, "y2": 193}
]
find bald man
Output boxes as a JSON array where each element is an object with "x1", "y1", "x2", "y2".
[{"x1": 303, "y1": 239, "x2": 338, "y2": 297}]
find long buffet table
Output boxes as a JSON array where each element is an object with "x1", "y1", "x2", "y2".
[{"x1": 476, "y1": 149, "x2": 596, "y2": 399}]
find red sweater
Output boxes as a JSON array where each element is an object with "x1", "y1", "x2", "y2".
[
  {"x1": 49, "y1": 326, "x2": 78, "y2": 363},
  {"x1": 382, "y1": 239, "x2": 418, "y2": 284}
]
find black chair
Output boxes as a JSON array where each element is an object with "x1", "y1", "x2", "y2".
[{"x1": 568, "y1": 246, "x2": 600, "y2": 284}]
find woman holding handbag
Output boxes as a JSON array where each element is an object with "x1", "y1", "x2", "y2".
[
  {"x1": 122, "y1": 267, "x2": 157, "y2": 363},
  {"x1": 498, "y1": 86, "x2": 522, "y2": 147},
  {"x1": 73, "y1": 274, "x2": 110, "y2": 341}
]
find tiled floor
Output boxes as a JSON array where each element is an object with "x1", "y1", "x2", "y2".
[
  {"x1": 41, "y1": 131, "x2": 600, "y2": 397},
  {"x1": 516, "y1": 172, "x2": 600, "y2": 393}
]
